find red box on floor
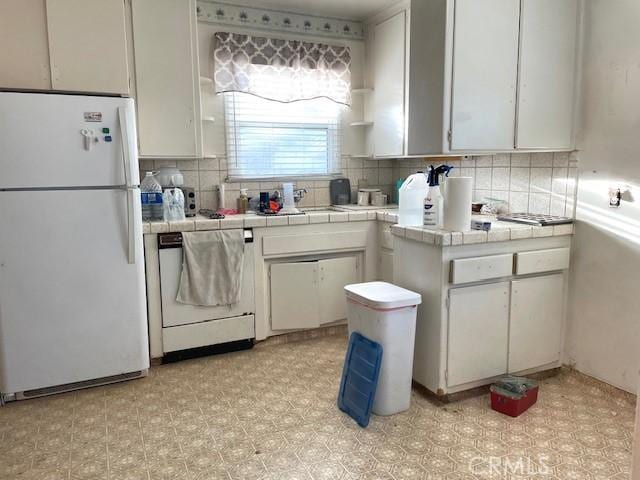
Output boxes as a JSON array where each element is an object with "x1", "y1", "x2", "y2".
[{"x1": 490, "y1": 386, "x2": 538, "y2": 417}]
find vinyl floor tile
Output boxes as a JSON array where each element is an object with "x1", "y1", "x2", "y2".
[{"x1": 0, "y1": 335, "x2": 635, "y2": 479}]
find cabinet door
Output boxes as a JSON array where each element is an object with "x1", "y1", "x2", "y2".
[
  {"x1": 447, "y1": 282, "x2": 510, "y2": 386},
  {"x1": 46, "y1": 0, "x2": 129, "y2": 94},
  {"x1": 270, "y1": 262, "x2": 320, "y2": 330},
  {"x1": 509, "y1": 274, "x2": 564, "y2": 372},
  {"x1": 379, "y1": 249, "x2": 394, "y2": 283},
  {"x1": 516, "y1": 0, "x2": 579, "y2": 149},
  {"x1": 450, "y1": 0, "x2": 520, "y2": 151},
  {"x1": 373, "y1": 10, "x2": 407, "y2": 157},
  {"x1": 319, "y1": 257, "x2": 358, "y2": 325},
  {"x1": 132, "y1": 0, "x2": 201, "y2": 157},
  {"x1": 0, "y1": 0, "x2": 51, "y2": 90}
]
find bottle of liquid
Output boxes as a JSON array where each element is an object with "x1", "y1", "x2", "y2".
[
  {"x1": 237, "y1": 188, "x2": 249, "y2": 214},
  {"x1": 163, "y1": 188, "x2": 185, "y2": 221},
  {"x1": 140, "y1": 172, "x2": 163, "y2": 221},
  {"x1": 398, "y1": 172, "x2": 429, "y2": 227},
  {"x1": 423, "y1": 166, "x2": 440, "y2": 228},
  {"x1": 424, "y1": 165, "x2": 454, "y2": 228}
]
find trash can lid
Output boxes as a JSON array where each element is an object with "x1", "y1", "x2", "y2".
[{"x1": 344, "y1": 282, "x2": 422, "y2": 310}]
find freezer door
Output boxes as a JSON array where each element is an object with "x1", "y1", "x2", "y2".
[
  {"x1": 0, "y1": 92, "x2": 139, "y2": 189},
  {"x1": 0, "y1": 189, "x2": 148, "y2": 395}
]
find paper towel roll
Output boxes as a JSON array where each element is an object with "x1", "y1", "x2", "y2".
[{"x1": 443, "y1": 177, "x2": 473, "y2": 232}]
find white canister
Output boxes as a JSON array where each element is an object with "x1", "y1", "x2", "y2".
[
  {"x1": 357, "y1": 190, "x2": 370, "y2": 206},
  {"x1": 371, "y1": 192, "x2": 387, "y2": 207},
  {"x1": 443, "y1": 177, "x2": 473, "y2": 231}
]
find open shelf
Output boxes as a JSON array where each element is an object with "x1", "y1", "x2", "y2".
[
  {"x1": 349, "y1": 121, "x2": 374, "y2": 127},
  {"x1": 351, "y1": 88, "x2": 374, "y2": 95},
  {"x1": 202, "y1": 116, "x2": 215, "y2": 122},
  {"x1": 199, "y1": 76, "x2": 213, "y2": 86}
]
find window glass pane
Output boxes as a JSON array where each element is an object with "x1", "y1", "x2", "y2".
[{"x1": 224, "y1": 92, "x2": 342, "y2": 179}]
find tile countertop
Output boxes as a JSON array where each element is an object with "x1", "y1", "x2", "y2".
[
  {"x1": 143, "y1": 210, "x2": 574, "y2": 246},
  {"x1": 391, "y1": 214, "x2": 575, "y2": 247},
  {"x1": 142, "y1": 209, "x2": 395, "y2": 234}
]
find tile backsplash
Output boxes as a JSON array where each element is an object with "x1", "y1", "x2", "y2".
[
  {"x1": 139, "y1": 156, "x2": 395, "y2": 211},
  {"x1": 393, "y1": 152, "x2": 579, "y2": 217},
  {"x1": 140, "y1": 152, "x2": 578, "y2": 216}
]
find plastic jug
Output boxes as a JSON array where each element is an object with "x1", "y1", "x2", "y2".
[
  {"x1": 398, "y1": 172, "x2": 429, "y2": 227},
  {"x1": 140, "y1": 172, "x2": 163, "y2": 221},
  {"x1": 163, "y1": 188, "x2": 186, "y2": 222}
]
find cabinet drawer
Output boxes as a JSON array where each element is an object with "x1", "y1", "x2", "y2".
[
  {"x1": 515, "y1": 248, "x2": 570, "y2": 275},
  {"x1": 262, "y1": 230, "x2": 368, "y2": 256},
  {"x1": 450, "y1": 254, "x2": 514, "y2": 285}
]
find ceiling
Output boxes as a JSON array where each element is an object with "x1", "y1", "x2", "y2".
[{"x1": 221, "y1": 0, "x2": 398, "y2": 20}]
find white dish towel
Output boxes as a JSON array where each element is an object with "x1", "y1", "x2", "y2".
[{"x1": 176, "y1": 230, "x2": 245, "y2": 306}]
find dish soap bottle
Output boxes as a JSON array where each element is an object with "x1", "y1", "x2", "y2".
[
  {"x1": 398, "y1": 172, "x2": 429, "y2": 227},
  {"x1": 237, "y1": 188, "x2": 249, "y2": 214}
]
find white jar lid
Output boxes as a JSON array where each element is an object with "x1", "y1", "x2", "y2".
[{"x1": 344, "y1": 281, "x2": 421, "y2": 310}]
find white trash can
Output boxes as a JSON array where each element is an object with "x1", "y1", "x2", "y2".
[{"x1": 344, "y1": 281, "x2": 422, "y2": 415}]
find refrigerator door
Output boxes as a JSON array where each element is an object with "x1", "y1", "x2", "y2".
[
  {"x1": 0, "y1": 189, "x2": 148, "y2": 395},
  {"x1": 0, "y1": 92, "x2": 139, "y2": 189}
]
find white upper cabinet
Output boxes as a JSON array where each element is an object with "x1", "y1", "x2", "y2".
[
  {"x1": 46, "y1": 0, "x2": 129, "y2": 94},
  {"x1": 0, "y1": 0, "x2": 129, "y2": 94},
  {"x1": 516, "y1": 0, "x2": 579, "y2": 150},
  {"x1": 0, "y1": 0, "x2": 51, "y2": 90},
  {"x1": 368, "y1": 0, "x2": 581, "y2": 156},
  {"x1": 373, "y1": 11, "x2": 407, "y2": 157},
  {"x1": 449, "y1": 0, "x2": 520, "y2": 151},
  {"x1": 132, "y1": 0, "x2": 202, "y2": 158}
]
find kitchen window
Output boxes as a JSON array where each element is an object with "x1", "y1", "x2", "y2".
[
  {"x1": 213, "y1": 31, "x2": 351, "y2": 180},
  {"x1": 224, "y1": 92, "x2": 342, "y2": 180}
]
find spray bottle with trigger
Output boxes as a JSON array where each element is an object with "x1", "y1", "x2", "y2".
[{"x1": 424, "y1": 164, "x2": 454, "y2": 228}]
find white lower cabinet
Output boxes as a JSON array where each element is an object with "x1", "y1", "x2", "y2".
[
  {"x1": 378, "y1": 222, "x2": 394, "y2": 283},
  {"x1": 319, "y1": 258, "x2": 358, "y2": 325},
  {"x1": 446, "y1": 273, "x2": 565, "y2": 388},
  {"x1": 447, "y1": 282, "x2": 510, "y2": 387},
  {"x1": 379, "y1": 249, "x2": 394, "y2": 283},
  {"x1": 270, "y1": 257, "x2": 358, "y2": 331},
  {"x1": 270, "y1": 262, "x2": 320, "y2": 330},
  {"x1": 395, "y1": 235, "x2": 571, "y2": 395},
  {"x1": 509, "y1": 274, "x2": 564, "y2": 372}
]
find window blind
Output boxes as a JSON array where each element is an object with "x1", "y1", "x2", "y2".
[{"x1": 224, "y1": 92, "x2": 343, "y2": 180}]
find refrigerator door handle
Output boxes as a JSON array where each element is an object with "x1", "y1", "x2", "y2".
[
  {"x1": 119, "y1": 105, "x2": 138, "y2": 265},
  {"x1": 126, "y1": 188, "x2": 136, "y2": 265},
  {"x1": 118, "y1": 106, "x2": 135, "y2": 188}
]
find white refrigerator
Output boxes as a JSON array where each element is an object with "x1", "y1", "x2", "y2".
[{"x1": 0, "y1": 92, "x2": 149, "y2": 402}]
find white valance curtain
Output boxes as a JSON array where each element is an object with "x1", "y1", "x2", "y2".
[{"x1": 213, "y1": 32, "x2": 352, "y2": 105}]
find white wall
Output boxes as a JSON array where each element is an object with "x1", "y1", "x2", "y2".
[{"x1": 566, "y1": 0, "x2": 640, "y2": 393}]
